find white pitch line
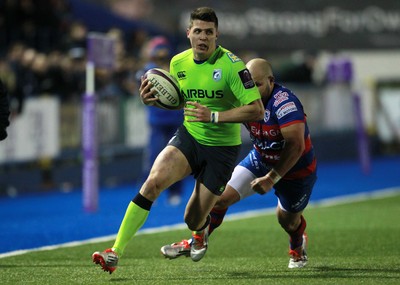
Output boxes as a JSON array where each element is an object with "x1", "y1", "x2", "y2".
[{"x1": 0, "y1": 187, "x2": 398, "y2": 259}]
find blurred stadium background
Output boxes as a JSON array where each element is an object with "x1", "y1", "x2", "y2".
[{"x1": 0, "y1": 0, "x2": 399, "y2": 199}]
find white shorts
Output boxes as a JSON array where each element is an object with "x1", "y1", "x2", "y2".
[
  {"x1": 227, "y1": 165, "x2": 257, "y2": 200},
  {"x1": 227, "y1": 164, "x2": 286, "y2": 211}
]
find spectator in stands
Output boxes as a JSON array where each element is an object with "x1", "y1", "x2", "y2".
[
  {"x1": 60, "y1": 20, "x2": 88, "y2": 53},
  {"x1": 0, "y1": 78, "x2": 10, "y2": 141},
  {"x1": 11, "y1": 46, "x2": 36, "y2": 113},
  {"x1": 96, "y1": 27, "x2": 137, "y2": 99},
  {"x1": 0, "y1": 0, "x2": 67, "y2": 53}
]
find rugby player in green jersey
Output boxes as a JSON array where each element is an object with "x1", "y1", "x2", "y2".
[{"x1": 92, "y1": 6, "x2": 264, "y2": 273}]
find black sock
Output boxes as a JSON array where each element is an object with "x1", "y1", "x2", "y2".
[{"x1": 132, "y1": 193, "x2": 153, "y2": 211}]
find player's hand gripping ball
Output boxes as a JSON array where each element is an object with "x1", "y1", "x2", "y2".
[{"x1": 144, "y1": 68, "x2": 184, "y2": 110}]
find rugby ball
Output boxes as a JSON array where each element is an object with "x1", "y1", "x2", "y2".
[{"x1": 144, "y1": 68, "x2": 184, "y2": 110}]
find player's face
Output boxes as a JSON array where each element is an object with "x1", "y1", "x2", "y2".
[
  {"x1": 187, "y1": 20, "x2": 218, "y2": 61},
  {"x1": 251, "y1": 72, "x2": 274, "y2": 102}
]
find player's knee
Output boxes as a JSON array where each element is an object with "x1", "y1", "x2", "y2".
[
  {"x1": 141, "y1": 176, "x2": 163, "y2": 200},
  {"x1": 282, "y1": 222, "x2": 298, "y2": 233},
  {"x1": 278, "y1": 217, "x2": 301, "y2": 233},
  {"x1": 214, "y1": 198, "x2": 230, "y2": 210}
]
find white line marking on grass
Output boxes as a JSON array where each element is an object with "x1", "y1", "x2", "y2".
[
  {"x1": 0, "y1": 187, "x2": 398, "y2": 259},
  {"x1": 310, "y1": 187, "x2": 400, "y2": 207}
]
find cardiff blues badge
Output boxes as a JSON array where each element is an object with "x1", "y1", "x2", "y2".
[{"x1": 213, "y1": 69, "x2": 222, "y2": 82}]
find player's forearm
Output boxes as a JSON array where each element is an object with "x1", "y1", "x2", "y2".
[
  {"x1": 270, "y1": 140, "x2": 304, "y2": 179},
  {"x1": 217, "y1": 99, "x2": 263, "y2": 123}
]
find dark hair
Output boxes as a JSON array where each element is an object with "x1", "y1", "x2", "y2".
[{"x1": 189, "y1": 7, "x2": 218, "y2": 29}]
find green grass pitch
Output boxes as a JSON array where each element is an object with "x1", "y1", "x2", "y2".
[{"x1": 1, "y1": 193, "x2": 399, "y2": 284}]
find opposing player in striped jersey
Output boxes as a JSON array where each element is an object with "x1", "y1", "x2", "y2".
[{"x1": 161, "y1": 58, "x2": 317, "y2": 268}]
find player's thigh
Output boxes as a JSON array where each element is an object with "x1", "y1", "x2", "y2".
[
  {"x1": 152, "y1": 145, "x2": 191, "y2": 181},
  {"x1": 142, "y1": 146, "x2": 191, "y2": 197}
]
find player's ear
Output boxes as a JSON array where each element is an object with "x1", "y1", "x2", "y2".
[{"x1": 186, "y1": 28, "x2": 190, "y2": 38}]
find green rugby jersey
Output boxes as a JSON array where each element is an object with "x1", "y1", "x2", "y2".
[{"x1": 170, "y1": 46, "x2": 261, "y2": 146}]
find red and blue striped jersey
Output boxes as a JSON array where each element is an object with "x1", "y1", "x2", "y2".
[{"x1": 243, "y1": 83, "x2": 316, "y2": 179}]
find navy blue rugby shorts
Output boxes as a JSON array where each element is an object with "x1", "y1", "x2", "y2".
[
  {"x1": 238, "y1": 148, "x2": 317, "y2": 213},
  {"x1": 168, "y1": 125, "x2": 240, "y2": 196}
]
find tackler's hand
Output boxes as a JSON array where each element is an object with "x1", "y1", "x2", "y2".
[{"x1": 250, "y1": 176, "x2": 274, "y2": 195}]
